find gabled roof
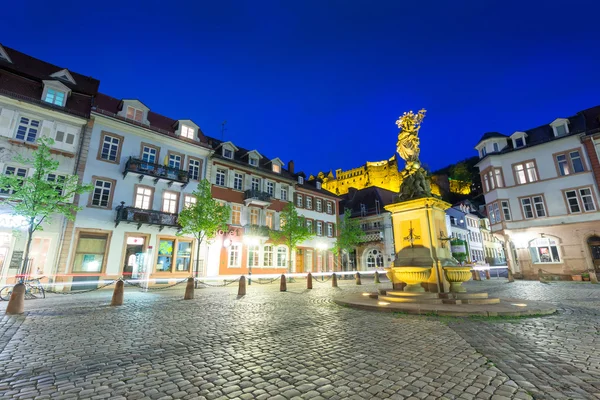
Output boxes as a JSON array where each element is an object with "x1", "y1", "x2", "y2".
[
  {"x1": 243, "y1": 150, "x2": 262, "y2": 159},
  {"x1": 0, "y1": 45, "x2": 12, "y2": 63},
  {"x1": 50, "y1": 69, "x2": 76, "y2": 85}
]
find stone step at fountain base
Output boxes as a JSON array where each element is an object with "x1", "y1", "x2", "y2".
[{"x1": 378, "y1": 290, "x2": 501, "y2": 305}]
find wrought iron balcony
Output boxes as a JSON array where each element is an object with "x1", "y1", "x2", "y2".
[
  {"x1": 244, "y1": 189, "x2": 272, "y2": 206},
  {"x1": 115, "y1": 203, "x2": 180, "y2": 231},
  {"x1": 123, "y1": 157, "x2": 189, "y2": 188},
  {"x1": 360, "y1": 228, "x2": 384, "y2": 243},
  {"x1": 243, "y1": 224, "x2": 272, "y2": 237}
]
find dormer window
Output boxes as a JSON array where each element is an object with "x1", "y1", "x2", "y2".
[
  {"x1": 181, "y1": 125, "x2": 194, "y2": 139},
  {"x1": 44, "y1": 88, "x2": 66, "y2": 106},
  {"x1": 481, "y1": 147, "x2": 487, "y2": 156},
  {"x1": 298, "y1": 176, "x2": 304, "y2": 184},
  {"x1": 493, "y1": 143, "x2": 499, "y2": 152},
  {"x1": 126, "y1": 106, "x2": 143, "y2": 122},
  {"x1": 316, "y1": 182, "x2": 322, "y2": 189},
  {"x1": 514, "y1": 137, "x2": 525, "y2": 148},
  {"x1": 550, "y1": 118, "x2": 570, "y2": 137},
  {"x1": 272, "y1": 164, "x2": 281, "y2": 173},
  {"x1": 249, "y1": 157, "x2": 258, "y2": 167},
  {"x1": 223, "y1": 148, "x2": 233, "y2": 159}
]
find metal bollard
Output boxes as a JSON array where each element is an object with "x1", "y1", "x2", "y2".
[
  {"x1": 5, "y1": 283, "x2": 25, "y2": 315},
  {"x1": 280, "y1": 274, "x2": 287, "y2": 292},
  {"x1": 332, "y1": 273, "x2": 338, "y2": 288},
  {"x1": 238, "y1": 276, "x2": 246, "y2": 296},
  {"x1": 307, "y1": 272, "x2": 313, "y2": 289},
  {"x1": 374, "y1": 271, "x2": 380, "y2": 284},
  {"x1": 355, "y1": 272, "x2": 362, "y2": 285},
  {"x1": 184, "y1": 277, "x2": 195, "y2": 300},
  {"x1": 507, "y1": 269, "x2": 515, "y2": 283},
  {"x1": 110, "y1": 280, "x2": 124, "y2": 306},
  {"x1": 485, "y1": 270, "x2": 491, "y2": 280}
]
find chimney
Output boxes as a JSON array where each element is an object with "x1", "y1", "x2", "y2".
[{"x1": 288, "y1": 160, "x2": 295, "y2": 174}]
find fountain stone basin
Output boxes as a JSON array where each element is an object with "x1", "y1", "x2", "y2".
[
  {"x1": 442, "y1": 266, "x2": 473, "y2": 293},
  {"x1": 385, "y1": 266, "x2": 432, "y2": 292}
]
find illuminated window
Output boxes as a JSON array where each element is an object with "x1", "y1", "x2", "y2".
[
  {"x1": 181, "y1": 125, "x2": 194, "y2": 139},
  {"x1": 44, "y1": 88, "x2": 65, "y2": 106},
  {"x1": 366, "y1": 249, "x2": 384, "y2": 268},
  {"x1": 228, "y1": 243, "x2": 241, "y2": 267},
  {"x1": 298, "y1": 176, "x2": 304, "y2": 184},
  {"x1": 135, "y1": 186, "x2": 153, "y2": 209},
  {"x1": 556, "y1": 151, "x2": 584, "y2": 176},
  {"x1": 317, "y1": 221, "x2": 323, "y2": 236},
  {"x1": 529, "y1": 237, "x2": 560, "y2": 263},
  {"x1": 247, "y1": 245, "x2": 259, "y2": 267},
  {"x1": 513, "y1": 161, "x2": 537, "y2": 184},
  {"x1": 327, "y1": 223, "x2": 334, "y2": 237},
  {"x1": 184, "y1": 195, "x2": 196, "y2": 209},
  {"x1": 306, "y1": 196, "x2": 312, "y2": 209},
  {"x1": 276, "y1": 247, "x2": 287, "y2": 268},
  {"x1": 316, "y1": 199, "x2": 322, "y2": 212},
  {"x1": 16, "y1": 117, "x2": 40, "y2": 142},
  {"x1": 297, "y1": 194, "x2": 303, "y2": 208},
  {"x1": 231, "y1": 205, "x2": 241, "y2": 225},
  {"x1": 266, "y1": 211, "x2": 274, "y2": 229},
  {"x1": 272, "y1": 164, "x2": 281, "y2": 173},
  {"x1": 126, "y1": 106, "x2": 143, "y2": 122},
  {"x1": 263, "y1": 245, "x2": 273, "y2": 267},
  {"x1": 250, "y1": 208, "x2": 259, "y2": 225},
  {"x1": 162, "y1": 191, "x2": 178, "y2": 213}
]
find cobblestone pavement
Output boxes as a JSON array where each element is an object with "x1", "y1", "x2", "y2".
[{"x1": 0, "y1": 278, "x2": 598, "y2": 400}]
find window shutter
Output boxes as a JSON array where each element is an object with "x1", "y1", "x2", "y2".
[
  {"x1": 294, "y1": 192, "x2": 299, "y2": 207},
  {"x1": 0, "y1": 108, "x2": 15, "y2": 138},
  {"x1": 40, "y1": 120, "x2": 55, "y2": 139}
]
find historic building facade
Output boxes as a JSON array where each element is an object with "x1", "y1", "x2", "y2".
[
  {"x1": 55, "y1": 93, "x2": 212, "y2": 288},
  {"x1": 475, "y1": 105, "x2": 600, "y2": 278},
  {"x1": 0, "y1": 44, "x2": 99, "y2": 285}
]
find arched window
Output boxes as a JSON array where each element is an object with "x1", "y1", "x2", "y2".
[
  {"x1": 529, "y1": 237, "x2": 561, "y2": 263},
  {"x1": 366, "y1": 249, "x2": 384, "y2": 268}
]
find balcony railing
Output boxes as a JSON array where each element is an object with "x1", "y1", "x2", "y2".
[
  {"x1": 123, "y1": 157, "x2": 189, "y2": 187},
  {"x1": 115, "y1": 203, "x2": 180, "y2": 231},
  {"x1": 361, "y1": 231, "x2": 384, "y2": 243},
  {"x1": 244, "y1": 189, "x2": 272, "y2": 202}
]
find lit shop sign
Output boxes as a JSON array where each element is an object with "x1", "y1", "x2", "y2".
[
  {"x1": 0, "y1": 214, "x2": 28, "y2": 229},
  {"x1": 217, "y1": 229, "x2": 238, "y2": 236}
]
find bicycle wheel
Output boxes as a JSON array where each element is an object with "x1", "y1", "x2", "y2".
[
  {"x1": 30, "y1": 284, "x2": 45, "y2": 299},
  {"x1": 0, "y1": 285, "x2": 12, "y2": 301}
]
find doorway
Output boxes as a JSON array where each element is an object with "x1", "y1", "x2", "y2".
[
  {"x1": 123, "y1": 236, "x2": 147, "y2": 279},
  {"x1": 588, "y1": 236, "x2": 600, "y2": 272},
  {"x1": 295, "y1": 249, "x2": 304, "y2": 273}
]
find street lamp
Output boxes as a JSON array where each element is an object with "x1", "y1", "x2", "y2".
[{"x1": 243, "y1": 236, "x2": 260, "y2": 285}]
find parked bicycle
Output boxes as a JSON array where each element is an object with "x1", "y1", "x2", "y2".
[{"x1": 0, "y1": 278, "x2": 45, "y2": 301}]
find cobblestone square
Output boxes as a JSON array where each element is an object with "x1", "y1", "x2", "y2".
[{"x1": 0, "y1": 278, "x2": 599, "y2": 399}]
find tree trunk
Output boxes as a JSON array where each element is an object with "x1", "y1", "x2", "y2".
[
  {"x1": 20, "y1": 219, "x2": 35, "y2": 279},
  {"x1": 195, "y1": 237, "x2": 202, "y2": 288},
  {"x1": 288, "y1": 245, "x2": 293, "y2": 274}
]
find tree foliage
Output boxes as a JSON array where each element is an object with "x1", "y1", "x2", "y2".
[
  {"x1": 0, "y1": 137, "x2": 92, "y2": 274},
  {"x1": 178, "y1": 180, "x2": 231, "y2": 275},
  {"x1": 449, "y1": 162, "x2": 473, "y2": 193},
  {"x1": 333, "y1": 209, "x2": 366, "y2": 256},
  {"x1": 269, "y1": 202, "x2": 314, "y2": 272}
]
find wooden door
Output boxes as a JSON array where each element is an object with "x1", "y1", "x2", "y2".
[{"x1": 295, "y1": 249, "x2": 304, "y2": 273}]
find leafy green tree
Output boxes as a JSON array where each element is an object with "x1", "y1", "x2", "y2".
[
  {"x1": 178, "y1": 179, "x2": 231, "y2": 279},
  {"x1": 449, "y1": 162, "x2": 473, "y2": 194},
  {"x1": 269, "y1": 202, "x2": 314, "y2": 273},
  {"x1": 333, "y1": 209, "x2": 366, "y2": 258},
  {"x1": 0, "y1": 137, "x2": 92, "y2": 276}
]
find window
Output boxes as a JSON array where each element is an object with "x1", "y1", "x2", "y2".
[
  {"x1": 327, "y1": 223, "x2": 334, "y2": 237},
  {"x1": 234, "y1": 173, "x2": 244, "y2": 191},
  {"x1": 306, "y1": 196, "x2": 312, "y2": 209},
  {"x1": 494, "y1": 169, "x2": 503, "y2": 188},
  {"x1": 162, "y1": 191, "x2": 179, "y2": 214},
  {"x1": 0, "y1": 166, "x2": 27, "y2": 195},
  {"x1": 16, "y1": 117, "x2": 40, "y2": 142},
  {"x1": 181, "y1": 125, "x2": 194, "y2": 139},
  {"x1": 272, "y1": 164, "x2": 281, "y2": 173},
  {"x1": 188, "y1": 159, "x2": 201, "y2": 180},
  {"x1": 297, "y1": 194, "x2": 303, "y2": 208},
  {"x1": 44, "y1": 88, "x2": 65, "y2": 106},
  {"x1": 266, "y1": 181, "x2": 274, "y2": 196},
  {"x1": 72, "y1": 233, "x2": 108, "y2": 273},
  {"x1": 175, "y1": 241, "x2": 192, "y2": 272},
  {"x1": 90, "y1": 178, "x2": 114, "y2": 208},
  {"x1": 99, "y1": 133, "x2": 122, "y2": 163},
  {"x1": 488, "y1": 204, "x2": 496, "y2": 224},
  {"x1": 47, "y1": 174, "x2": 66, "y2": 196},
  {"x1": 556, "y1": 151, "x2": 584, "y2": 176},
  {"x1": 251, "y1": 177, "x2": 261, "y2": 191},
  {"x1": 280, "y1": 185, "x2": 288, "y2": 201},
  {"x1": 184, "y1": 195, "x2": 196, "y2": 209},
  {"x1": 513, "y1": 161, "x2": 537, "y2": 184},
  {"x1": 529, "y1": 237, "x2": 560, "y2": 263},
  {"x1": 134, "y1": 186, "x2": 153, "y2": 209},
  {"x1": 493, "y1": 143, "x2": 499, "y2": 152},
  {"x1": 223, "y1": 148, "x2": 233, "y2": 159},
  {"x1": 263, "y1": 245, "x2": 273, "y2": 267},
  {"x1": 228, "y1": 243, "x2": 241, "y2": 268},
  {"x1": 554, "y1": 124, "x2": 568, "y2": 136},
  {"x1": 250, "y1": 208, "x2": 259, "y2": 225},
  {"x1": 156, "y1": 239, "x2": 174, "y2": 272},
  {"x1": 316, "y1": 182, "x2": 322, "y2": 190},
  {"x1": 316, "y1": 199, "x2": 322, "y2": 212},
  {"x1": 565, "y1": 188, "x2": 596, "y2": 213},
  {"x1": 533, "y1": 196, "x2": 546, "y2": 217},
  {"x1": 366, "y1": 249, "x2": 384, "y2": 269},
  {"x1": 521, "y1": 198, "x2": 533, "y2": 219},
  {"x1": 249, "y1": 157, "x2": 258, "y2": 167},
  {"x1": 481, "y1": 147, "x2": 487, "y2": 156},
  {"x1": 215, "y1": 168, "x2": 226, "y2": 186},
  {"x1": 306, "y1": 220, "x2": 313, "y2": 233},
  {"x1": 521, "y1": 196, "x2": 545, "y2": 219},
  {"x1": 248, "y1": 245, "x2": 259, "y2": 267},
  {"x1": 298, "y1": 176, "x2": 304, "y2": 184},
  {"x1": 55, "y1": 130, "x2": 75, "y2": 145},
  {"x1": 141, "y1": 145, "x2": 158, "y2": 166},
  {"x1": 514, "y1": 137, "x2": 525, "y2": 148},
  {"x1": 266, "y1": 211, "x2": 274, "y2": 229},
  {"x1": 126, "y1": 106, "x2": 143, "y2": 122},
  {"x1": 168, "y1": 154, "x2": 182, "y2": 170},
  {"x1": 327, "y1": 202, "x2": 333, "y2": 214},
  {"x1": 231, "y1": 205, "x2": 241, "y2": 225},
  {"x1": 277, "y1": 247, "x2": 287, "y2": 268},
  {"x1": 501, "y1": 201, "x2": 511, "y2": 221},
  {"x1": 317, "y1": 221, "x2": 323, "y2": 236}
]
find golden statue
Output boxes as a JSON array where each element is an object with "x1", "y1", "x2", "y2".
[
  {"x1": 395, "y1": 109, "x2": 426, "y2": 169},
  {"x1": 395, "y1": 109, "x2": 432, "y2": 200}
]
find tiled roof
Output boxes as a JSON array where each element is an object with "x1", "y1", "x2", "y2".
[
  {"x1": 297, "y1": 178, "x2": 339, "y2": 199},
  {"x1": 476, "y1": 132, "x2": 508, "y2": 143},
  {"x1": 340, "y1": 186, "x2": 397, "y2": 216},
  {"x1": 0, "y1": 45, "x2": 100, "y2": 117},
  {"x1": 93, "y1": 93, "x2": 210, "y2": 147}
]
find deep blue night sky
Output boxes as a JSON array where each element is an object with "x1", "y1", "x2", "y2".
[{"x1": 2, "y1": 1, "x2": 600, "y2": 174}]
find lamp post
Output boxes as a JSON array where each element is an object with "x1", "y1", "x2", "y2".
[{"x1": 243, "y1": 236, "x2": 259, "y2": 285}]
